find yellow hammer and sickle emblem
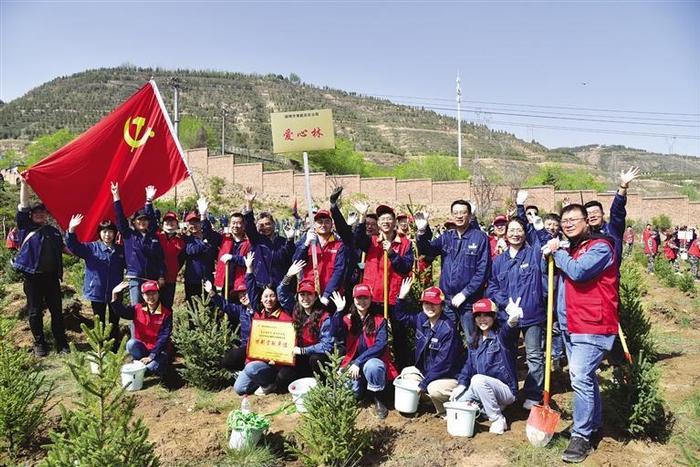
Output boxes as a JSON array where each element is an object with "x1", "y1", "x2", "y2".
[{"x1": 123, "y1": 116, "x2": 155, "y2": 152}]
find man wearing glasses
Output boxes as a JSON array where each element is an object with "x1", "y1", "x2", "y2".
[{"x1": 543, "y1": 204, "x2": 618, "y2": 464}]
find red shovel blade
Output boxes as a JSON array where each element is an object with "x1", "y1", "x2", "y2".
[{"x1": 526, "y1": 404, "x2": 560, "y2": 447}]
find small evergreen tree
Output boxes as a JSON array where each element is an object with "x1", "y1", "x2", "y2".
[
  {"x1": 172, "y1": 295, "x2": 237, "y2": 390},
  {"x1": 0, "y1": 328, "x2": 54, "y2": 458},
  {"x1": 289, "y1": 352, "x2": 370, "y2": 466},
  {"x1": 606, "y1": 351, "x2": 671, "y2": 440},
  {"x1": 42, "y1": 317, "x2": 159, "y2": 467},
  {"x1": 619, "y1": 262, "x2": 656, "y2": 361}
]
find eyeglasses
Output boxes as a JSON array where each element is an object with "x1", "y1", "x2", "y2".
[{"x1": 560, "y1": 217, "x2": 586, "y2": 226}]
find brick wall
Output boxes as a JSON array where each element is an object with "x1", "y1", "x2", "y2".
[
  {"x1": 208, "y1": 156, "x2": 233, "y2": 182},
  {"x1": 360, "y1": 177, "x2": 397, "y2": 205},
  {"x1": 396, "y1": 179, "x2": 433, "y2": 205},
  {"x1": 262, "y1": 170, "x2": 294, "y2": 198},
  {"x1": 233, "y1": 163, "x2": 263, "y2": 192}
]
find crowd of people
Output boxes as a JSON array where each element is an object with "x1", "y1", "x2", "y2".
[{"x1": 9, "y1": 166, "x2": 698, "y2": 463}]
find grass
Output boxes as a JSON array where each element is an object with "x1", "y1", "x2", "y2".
[
  {"x1": 216, "y1": 443, "x2": 281, "y2": 467},
  {"x1": 508, "y1": 436, "x2": 569, "y2": 466},
  {"x1": 193, "y1": 388, "x2": 238, "y2": 414}
]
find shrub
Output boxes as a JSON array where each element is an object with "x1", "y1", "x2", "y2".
[
  {"x1": 619, "y1": 263, "x2": 656, "y2": 361},
  {"x1": 650, "y1": 214, "x2": 672, "y2": 232},
  {"x1": 172, "y1": 295, "x2": 237, "y2": 390},
  {"x1": 606, "y1": 351, "x2": 671, "y2": 440},
  {"x1": 289, "y1": 352, "x2": 370, "y2": 466},
  {"x1": 654, "y1": 256, "x2": 676, "y2": 288},
  {"x1": 42, "y1": 317, "x2": 159, "y2": 466},
  {"x1": 677, "y1": 273, "x2": 697, "y2": 296},
  {"x1": 0, "y1": 331, "x2": 54, "y2": 458}
]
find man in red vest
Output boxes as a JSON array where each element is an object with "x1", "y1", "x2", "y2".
[
  {"x1": 642, "y1": 224, "x2": 658, "y2": 273},
  {"x1": 543, "y1": 204, "x2": 619, "y2": 464},
  {"x1": 212, "y1": 212, "x2": 250, "y2": 297}
]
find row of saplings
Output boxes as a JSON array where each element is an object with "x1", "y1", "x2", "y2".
[{"x1": 0, "y1": 260, "x2": 694, "y2": 466}]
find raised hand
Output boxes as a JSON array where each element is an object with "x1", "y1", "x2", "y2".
[
  {"x1": 398, "y1": 276, "x2": 414, "y2": 299},
  {"x1": 620, "y1": 166, "x2": 641, "y2": 188},
  {"x1": 516, "y1": 190, "x2": 528, "y2": 206},
  {"x1": 283, "y1": 221, "x2": 295, "y2": 240},
  {"x1": 243, "y1": 186, "x2": 256, "y2": 206},
  {"x1": 110, "y1": 181, "x2": 120, "y2": 201},
  {"x1": 286, "y1": 260, "x2": 307, "y2": 277},
  {"x1": 197, "y1": 196, "x2": 209, "y2": 216},
  {"x1": 68, "y1": 213, "x2": 84, "y2": 232},
  {"x1": 330, "y1": 291, "x2": 346, "y2": 313},
  {"x1": 112, "y1": 280, "x2": 129, "y2": 296},
  {"x1": 353, "y1": 201, "x2": 369, "y2": 216},
  {"x1": 505, "y1": 297, "x2": 523, "y2": 327},
  {"x1": 347, "y1": 212, "x2": 358, "y2": 226},
  {"x1": 244, "y1": 252, "x2": 255, "y2": 271},
  {"x1": 145, "y1": 185, "x2": 157, "y2": 202},
  {"x1": 203, "y1": 280, "x2": 214, "y2": 295},
  {"x1": 414, "y1": 211, "x2": 429, "y2": 232},
  {"x1": 329, "y1": 186, "x2": 343, "y2": 205}
]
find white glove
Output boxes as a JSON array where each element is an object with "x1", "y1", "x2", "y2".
[
  {"x1": 496, "y1": 238, "x2": 507, "y2": 252},
  {"x1": 414, "y1": 212, "x2": 429, "y2": 232},
  {"x1": 541, "y1": 238, "x2": 560, "y2": 256},
  {"x1": 347, "y1": 212, "x2": 358, "y2": 227},
  {"x1": 320, "y1": 296, "x2": 329, "y2": 306},
  {"x1": 293, "y1": 347, "x2": 302, "y2": 356},
  {"x1": 304, "y1": 230, "x2": 317, "y2": 246},
  {"x1": 219, "y1": 254, "x2": 233, "y2": 263},
  {"x1": 450, "y1": 384, "x2": 467, "y2": 401},
  {"x1": 197, "y1": 197, "x2": 208, "y2": 216},
  {"x1": 283, "y1": 222, "x2": 295, "y2": 240},
  {"x1": 451, "y1": 292, "x2": 466, "y2": 308},
  {"x1": 516, "y1": 190, "x2": 528, "y2": 206},
  {"x1": 203, "y1": 280, "x2": 213, "y2": 294},
  {"x1": 505, "y1": 297, "x2": 523, "y2": 327},
  {"x1": 532, "y1": 215, "x2": 544, "y2": 231}
]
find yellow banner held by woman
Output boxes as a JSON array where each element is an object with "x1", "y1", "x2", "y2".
[
  {"x1": 246, "y1": 319, "x2": 296, "y2": 366},
  {"x1": 270, "y1": 109, "x2": 335, "y2": 153}
]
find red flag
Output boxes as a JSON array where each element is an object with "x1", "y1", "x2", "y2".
[{"x1": 23, "y1": 81, "x2": 190, "y2": 241}]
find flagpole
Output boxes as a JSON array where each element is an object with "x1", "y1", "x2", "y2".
[
  {"x1": 456, "y1": 72, "x2": 462, "y2": 170},
  {"x1": 150, "y1": 79, "x2": 200, "y2": 198}
]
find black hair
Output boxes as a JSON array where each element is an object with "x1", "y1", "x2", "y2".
[
  {"x1": 543, "y1": 213, "x2": 561, "y2": 223},
  {"x1": 560, "y1": 203, "x2": 587, "y2": 218},
  {"x1": 469, "y1": 312, "x2": 500, "y2": 350},
  {"x1": 257, "y1": 211, "x2": 275, "y2": 223},
  {"x1": 348, "y1": 302, "x2": 378, "y2": 337},
  {"x1": 584, "y1": 200, "x2": 604, "y2": 213},
  {"x1": 507, "y1": 217, "x2": 527, "y2": 232},
  {"x1": 230, "y1": 212, "x2": 244, "y2": 219},
  {"x1": 292, "y1": 297, "x2": 325, "y2": 343},
  {"x1": 366, "y1": 213, "x2": 378, "y2": 221},
  {"x1": 450, "y1": 199, "x2": 472, "y2": 214},
  {"x1": 525, "y1": 205, "x2": 539, "y2": 214},
  {"x1": 97, "y1": 220, "x2": 117, "y2": 235}
]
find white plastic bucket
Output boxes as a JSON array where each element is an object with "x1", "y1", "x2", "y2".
[
  {"x1": 393, "y1": 375, "x2": 421, "y2": 413},
  {"x1": 228, "y1": 427, "x2": 263, "y2": 450},
  {"x1": 444, "y1": 401, "x2": 480, "y2": 437},
  {"x1": 288, "y1": 377, "x2": 317, "y2": 413},
  {"x1": 121, "y1": 361, "x2": 147, "y2": 391}
]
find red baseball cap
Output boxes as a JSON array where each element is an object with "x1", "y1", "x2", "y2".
[
  {"x1": 233, "y1": 282, "x2": 247, "y2": 292},
  {"x1": 140, "y1": 281, "x2": 159, "y2": 293},
  {"x1": 353, "y1": 283, "x2": 372, "y2": 298},
  {"x1": 163, "y1": 210, "x2": 179, "y2": 221},
  {"x1": 185, "y1": 211, "x2": 201, "y2": 223},
  {"x1": 493, "y1": 215, "x2": 508, "y2": 225},
  {"x1": 297, "y1": 280, "x2": 317, "y2": 294},
  {"x1": 314, "y1": 209, "x2": 332, "y2": 221},
  {"x1": 375, "y1": 205, "x2": 395, "y2": 218},
  {"x1": 396, "y1": 212, "x2": 409, "y2": 220},
  {"x1": 473, "y1": 298, "x2": 498, "y2": 314},
  {"x1": 421, "y1": 286, "x2": 444, "y2": 305}
]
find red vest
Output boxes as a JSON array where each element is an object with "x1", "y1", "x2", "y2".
[
  {"x1": 688, "y1": 239, "x2": 700, "y2": 258},
  {"x1": 643, "y1": 230, "x2": 658, "y2": 255},
  {"x1": 213, "y1": 236, "x2": 250, "y2": 293},
  {"x1": 133, "y1": 303, "x2": 172, "y2": 352},
  {"x1": 341, "y1": 314, "x2": 398, "y2": 381},
  {"x1": 301, "y1": 236, "x2": 343, "y2": 294},
  {"x1": 564, "y1": 237, "x2": 619, "y2": 335},
  {"x1": 156, "y1": 231, "x2": 184, "y2": 283},
  {"x1": 299, "y1": 312, "x2": 330, "y2": 347},
  {"x1": 664, "y1": 241, "x2": 677, "y2": 261},
  {"x1": 489, "y1": 235, "x2": 508, "y2": 258},
  {"x1": 362, "y1": 235, "x2": 412, "y2": 305},
  {"x1": 245, "y1": 308, "x2": 293, "y2": 365}
]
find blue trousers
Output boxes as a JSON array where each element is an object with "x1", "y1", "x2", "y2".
[
  {"x1": 126, "y1": 338, "x2": 169, "y2": 376},
  {"x1": 351, "y1": 358, "x2": 388, "y2": 397}
]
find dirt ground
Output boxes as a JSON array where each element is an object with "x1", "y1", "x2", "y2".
[{"x1": 2, "y1": 269, "x2": 699, "y2": 466}]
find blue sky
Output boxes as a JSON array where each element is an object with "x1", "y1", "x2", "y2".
[{"x1": 1, "y1": 1, "x2": 699, "y2": 155}]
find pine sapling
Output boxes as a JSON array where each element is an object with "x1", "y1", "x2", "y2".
[{"x1": 42, "y1": 316, "x2": 159, "y2": 467}]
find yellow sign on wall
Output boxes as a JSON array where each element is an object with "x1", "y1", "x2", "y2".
[
  {"x1": 246, "y1": 319, "x2": 296, "y2": 366},
  {"x1": 270, "y1": 109, "x2": 335, "y2": 154}
]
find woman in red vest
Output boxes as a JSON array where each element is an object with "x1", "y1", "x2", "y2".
[
  {"x1": 233, "y1": 252, "x2": 294, "y2": 396},
  {"x1": 111, "y1": 280, "x2": 172, "y2": 377},
  {"x1": 277, "y1": 260, "x2": 335, "y2": 387},
  {"x1": 332, "y1": 283, "x2": 398, "y2": 419}
]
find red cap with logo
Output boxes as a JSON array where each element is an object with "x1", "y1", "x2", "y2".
[
  {"x1": 140, "y1": 280, "x2": 159, "y2": 293},
  {"x1": 353, "y1": 283, "x2": 372, "y2": 298},
  {"x1": 473, "y1": 298, "x2": 498, "y2": 314},
  {"x1": 375, "y1": 204, "x2": 395, "y2": 218},
  {"x1": 420, "y1": 286, "x2": 444, "y2": 305},
  {"x1": 163, "y1": 210, "x2": 179, "y2": 221},
  {"x1": 185, "y1": 211, "x2": 201, "y2": 223},
  {"x1": 297, "y1": 280, "x2": 317, "y2": 294},
  {"x1": 493, "y1": 215, "x2": 508, "y2": 225},
  {"x1": 314, "y1": 209, "x2": 332, "y2": 221}
]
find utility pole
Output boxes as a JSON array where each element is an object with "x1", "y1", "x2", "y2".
[
  {"x1": 221, "y1": 104, "x2": 227, "y2": 156},
  {"x1": 170, "y1": 77, "x2": 181, "y2": 206},
  {"x1": 456, "y1": 72, "x2": 462, "y2": 169}
]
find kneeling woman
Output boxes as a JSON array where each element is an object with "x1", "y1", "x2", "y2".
[
  {"x1": 393, "y1": 277, "x2": 463, "y2": 415},
  {"x1": 205, "y1": 279, "x2": 252, "y2": 374},
  {"x1": 233, "y1": 252, "x2": 294, "y2": 395},
  {"x1": 450, "y1": 298, "x2": 521, "y2": 434},
  {"x1": 277, "y1": 260, "x2": 334, "y2": 386},
  {"x1": 333, "y1": 283, "x2": 398, "y2": 419},
  {"x1": 111, "y1": 280, "x2": 172, "y2": 377}
]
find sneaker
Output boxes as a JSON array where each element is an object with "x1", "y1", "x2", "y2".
[
  {"x1": 254, "y1": 384, "x2": 276, "y2": 396},
  {"x1": 523, "y1": 399, "x2": 540, "y2": 410},
  {"x1": 562, "y1": 436, "x2": 592, "y2": 463},
  {"x1": 373, "y1": 396, "x2": 389, "y2": 420},
  {"x1": 34, "y1": 344, "x2": 49, "y2": 357},
  {"x1": 58, "y1": 346, "x2": 70, "y2": 355},
  {"x1": 489, "y1": 416, "x2": 507, "y2": 434}
]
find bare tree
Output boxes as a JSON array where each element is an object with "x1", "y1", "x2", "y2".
[{"x1": 470, "y1": 161, "x2": 500, "y2": 220}]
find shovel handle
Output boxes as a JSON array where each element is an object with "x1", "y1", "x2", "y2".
[
  {"x1": 383, "y1": 250, "x2": 389, "y2": 320},
  {"x1": 618, "y1": 324, "x2": 633, "y2": 364},
  {"x1": 543, "y1": 255, "x2": 555, "y2": 407}
]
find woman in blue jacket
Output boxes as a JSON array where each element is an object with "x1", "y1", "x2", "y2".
[
  {"x1": 450, "y1": 298, "x2": 521, "y2": 435},
  {"x1": 392, "y1": 277, "x2": 464, "y2": 415},
  {"x1": 65, "y1": 214, "x2": 126, "y2": 348},
  {"x1": 486, "y1": 217, "x2": 547, "y2": 410}
]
